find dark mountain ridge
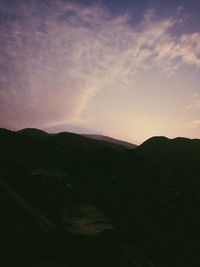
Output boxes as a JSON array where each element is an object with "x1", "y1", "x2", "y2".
[
  {"x1": 136, "y1": 136, "x2": 200, "y2": 175},
  {"x1": 17, "y1": 128, "x2": 49, "y2": 138},
  {"x1": 83, "y1": 134, "x2": 137, "y2": 149},
  {"x1": 17, "y1": 128, "x2": 133, "y2": 151},
  {"x1": 0, "y1": 129, "x2": 200, "y2": 266}
]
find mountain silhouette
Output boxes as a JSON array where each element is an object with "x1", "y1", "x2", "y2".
[
  {"x1": 136, "y1": 136, "x2": 200, "y2": 176},
  {"x1": 17, "y1": 128, "x2": 49, "y2": 138},
  {"x1": 17, "y1": 128, "x2": 133, "y2": 151},
  {"x1": 83, "y1": 134, "x2": 137, "y2": 149},
  {"x1": 1, "y1": 129, "x2": 200, "y2": 266}
]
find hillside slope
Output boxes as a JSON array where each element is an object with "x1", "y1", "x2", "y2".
[
  {"x1": 83, "y1": 134, "x2": 137, "y2": 149},
  {"x1": 17, "y1": 128, "x2": 131, "y2": 151},
  {"x1": 1, "y1": 130, "x2": 200, "y2": 266}
]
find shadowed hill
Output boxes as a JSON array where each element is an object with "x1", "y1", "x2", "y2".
[
  {"x1": 17, "y1": 128, "x2": 49, "y2": 138},
  {"x1": 49, "y1": 132, "x2": 129, "y2": 151},
  {"x1": 136, "y1": 136, "x2": 200, "y2": 157},
  {"x1": 83, "y1": 134, "x2": 137, "y2": 149},
  {"x1": 1, "y1": 129, "x2": 200, "y2": 266},
  {"x1": 136, "y1": 136, "x2": 200, "y2": 175},
  {"x1": 17, "y1": 128, "x2": 131, "y2": 151}
]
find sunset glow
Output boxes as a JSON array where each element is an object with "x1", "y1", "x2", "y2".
[{"x1": 0, "y1": 0, "x2": 200, "y2": 143}]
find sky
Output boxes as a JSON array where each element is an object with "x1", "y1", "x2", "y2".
[{"x1": 0, "y1": 0, "x2": 200, "y2": 144}]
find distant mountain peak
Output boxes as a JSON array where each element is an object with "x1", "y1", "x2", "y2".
[
  {"x1": 17, "y1": 128, "x2": 49, "y2": 138},
  {"x1": 136, "y1": 135, "x2": 200, "y2": 166},
  {"x1": 139, "y1": 135, "x2": 198, "y2": 146},
  {"x1": 83, "y1": 134, "x2": 137, "y2": 149}
]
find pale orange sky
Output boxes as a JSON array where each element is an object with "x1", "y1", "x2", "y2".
[{"x1": 0, "y1": 1, "x2": 200, "y2": 144}]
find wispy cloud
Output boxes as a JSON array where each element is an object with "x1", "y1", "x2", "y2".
[
  {"x1": 185, "y1": 94, "x2": 200, "y2": 128},
  {"x1": 0, "y1": 0, "x2": 200, "y2": 129},
  {"x1": 185, "y1": 94, "x2": 200, "y2": 110},
  {"x1": 186, "y1": 119, "x2": 200, "y2": 128},
  {"x1": 155, "y1": 32, "x2": 200, "y2": 72}
]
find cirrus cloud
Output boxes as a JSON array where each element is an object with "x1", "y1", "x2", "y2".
[
  {"x1": 185, "y1": 94, "x2": 200, "y2": 129},
  {"x1": 186, "y1": 119, "x2": 200, "y2": 128},
  {"x1": 0, "y1": 0, "x2": 200, "y2": 130}
]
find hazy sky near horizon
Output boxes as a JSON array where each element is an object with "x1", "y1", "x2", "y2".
[{"x1": 0, "y1": 0, "x2": 200, "y2": 144}]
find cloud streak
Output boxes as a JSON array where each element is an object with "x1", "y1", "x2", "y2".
[
  {"x1": 0, "y1": 0, "x2": 200, "y2": 130},
  {"x1": 185, "y1": 94, "x2": 200, "y2": 129},
  {"x1": 186, "y1": 120, "x2": 200, "y2": 128}
]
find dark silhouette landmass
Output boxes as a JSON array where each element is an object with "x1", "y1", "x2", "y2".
[
  {"x1": 83, "y1": 134, "x2": 137, "y2": 149},
  {"x1": 0, "y1": 128, "x2": 200, "y2": 266}
]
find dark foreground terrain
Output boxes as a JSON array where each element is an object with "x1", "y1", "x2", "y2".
[{"x1": 1, "y1": 128, "x2": 200, "y2": 267}]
